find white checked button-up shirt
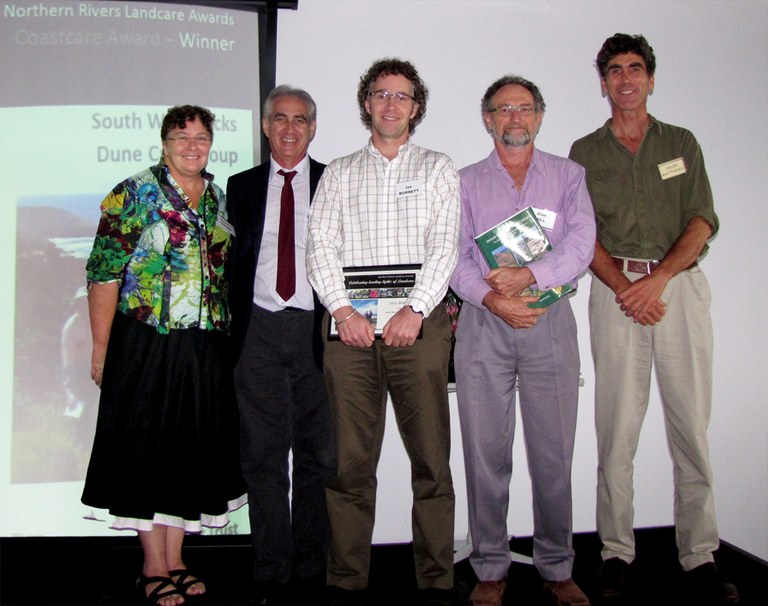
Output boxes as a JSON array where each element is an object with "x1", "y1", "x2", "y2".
[{"x1": 306, "y1": 139, "x2": 460, "y2": 317}]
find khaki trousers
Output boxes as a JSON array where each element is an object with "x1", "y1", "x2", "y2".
[{"x1": 590, "y1": 265, "x2": 719, "y2": 571}]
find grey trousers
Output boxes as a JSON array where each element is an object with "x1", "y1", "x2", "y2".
[{"x1": 455, "y1": 298, "x2": 580, "y2": 582}]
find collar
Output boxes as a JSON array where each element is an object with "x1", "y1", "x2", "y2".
[
  {"x1": 269, "y1": 154, "x2": 310, "y2": 180},
  {"x1": 597, "y1": 113, "x2": 664, "y2": 140},
  {"x1": 155, "y1": 160, "x2": 214, "y2": 183},
  {"x1": 487, "y1": 145, "x2": 545, "y2": 176},
  {"x1": 366, "y1": 137, "x2": 413, "y2": 161}
]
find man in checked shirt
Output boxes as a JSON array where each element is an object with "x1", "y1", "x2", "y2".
[{"x1": 306, "y1": 58, "x2": 460, "y2": 606}]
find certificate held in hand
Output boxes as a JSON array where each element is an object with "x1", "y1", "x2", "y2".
[{"x1": 328, "y1": 264, "x2": 424, "y2": 339}]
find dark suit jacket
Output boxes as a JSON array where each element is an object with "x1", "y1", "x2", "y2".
[{"x1": 226, "y1": 157, "x2": 327, "y2": 368}]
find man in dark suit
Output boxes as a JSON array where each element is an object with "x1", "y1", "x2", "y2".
[{"x1": 227, "y1": 85, "x2": 335, "y2": 605}]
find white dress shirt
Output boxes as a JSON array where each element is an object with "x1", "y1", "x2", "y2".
[{"x1": 253, "y1": 155, "x2": 314, "y2": 311}]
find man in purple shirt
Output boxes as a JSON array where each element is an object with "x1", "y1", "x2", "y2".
[{"x1": 450, "y1": 75, "x2": 595, "y2": 606}]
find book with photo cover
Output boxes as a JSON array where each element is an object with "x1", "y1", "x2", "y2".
[{"x1": 474, "y1": 206, "x2": 573, "y2": 308}]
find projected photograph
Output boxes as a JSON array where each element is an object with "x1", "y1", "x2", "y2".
[
  {"x1": 13, "y1": 195, "x2": 103, "y2": 484},
  {"x1": 0, "y1": 0, "x2": 261, "y2": 537}
]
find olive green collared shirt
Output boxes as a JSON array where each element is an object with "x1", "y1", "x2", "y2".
[{"x1": 569, "y1": 115, "x2": 718, "y2": 260}]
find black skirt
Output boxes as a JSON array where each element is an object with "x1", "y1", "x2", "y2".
[{"x1": 82, "y1": 312, "x2": 246, "y2": 530}]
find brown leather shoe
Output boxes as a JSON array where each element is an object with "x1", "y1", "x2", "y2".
[
  {"x1": 541, "y1": 578, "x2": 590, "y2": 606},
  {"x1": 469, "y1": 579, "x2": 507, "y2": 606}
]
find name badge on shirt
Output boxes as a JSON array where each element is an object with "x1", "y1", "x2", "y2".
[
  {"x1": 532, "y1": 207, "x2": 557, "y2": 230},
  {"x1": 658, "y1": 157, "x2": 686, "y2": 180},
  {"x1": 396, "y1": 179, "x2": 424, "y2": 198},
  {"x1": 217, "y1": 215, "x2": 236, "y2": 237}
]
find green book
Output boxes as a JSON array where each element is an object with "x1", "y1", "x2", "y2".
[{"x1": 474, "y1": 206, "x2": 574, "y2": 308}]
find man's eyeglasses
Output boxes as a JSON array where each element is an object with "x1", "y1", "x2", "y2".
[
  {"x1": 368, "y1": 90, "x2": 416, "y2": 104},
  {"x1": 166, "y1": 135, "x2": 213, "y2": 145},
  {"x1": 487, "y1": 105, "x2": 537, "y2": 116}
]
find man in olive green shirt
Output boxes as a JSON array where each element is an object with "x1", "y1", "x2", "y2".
[{"x1": 569, "y1": 34, "x2": 738, "y2": 604}]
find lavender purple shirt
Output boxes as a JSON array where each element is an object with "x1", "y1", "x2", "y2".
[{"x1": 450, "y1": 147, "x2": 596, "y2": 309}]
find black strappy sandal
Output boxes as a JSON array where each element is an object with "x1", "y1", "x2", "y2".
[
  {"x1": 136, "y1": 574, "x2": 184, "y2": 605},
  {"x1": 169, "y1": 569, "x2": 206, "y2": 597}
]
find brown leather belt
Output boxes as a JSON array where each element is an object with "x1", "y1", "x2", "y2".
[{"x1": 612, "y1": 257, "x2": 697, "y2": 274}]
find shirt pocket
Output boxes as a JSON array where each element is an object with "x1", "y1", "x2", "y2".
[
  {"x1": 584, "y1": 168, "x2": 623, "y2": 224},
  {"x1": 585, "y1": 168, "x2": 620, "y2": 196},
  {"x1": 646, "y1": 161, "x2": 685, "y2": 210}
]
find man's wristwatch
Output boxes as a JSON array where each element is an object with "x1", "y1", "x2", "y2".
[{"x1": 408, "y1": 305, "x2": 424, "y2": 316}]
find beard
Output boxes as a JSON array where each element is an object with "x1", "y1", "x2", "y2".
[{"x1": 500, "y1": 127, "x2": 533, "y2": 148}]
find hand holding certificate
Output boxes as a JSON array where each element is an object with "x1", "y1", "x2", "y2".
[
  {"x1": 332, "y1": 305, "x2": 376, "y2": 348},
  {"x1": 328, "y1": 265, "x2": 424, "y2": 341}
]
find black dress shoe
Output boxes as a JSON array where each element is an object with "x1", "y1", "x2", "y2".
[
  {"x1": 684, "y1": 562, "x2": 739, "y2": 604},
  {"x1": 596, "y1": 557, "x2": 630, "y2": 598}
]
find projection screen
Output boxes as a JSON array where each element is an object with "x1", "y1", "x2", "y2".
[{"x1": 0, "y1": 0, "x2": 281, "y2": 536}]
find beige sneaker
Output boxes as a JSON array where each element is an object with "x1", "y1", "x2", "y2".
[
  {"x1": 541, "y1": 578, "x2": 590, "y2": 606},
  {"x1": 469, "y1": 579, "x2": 507, "y2": 606}
]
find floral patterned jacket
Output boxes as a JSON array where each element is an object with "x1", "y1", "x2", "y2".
[{"x1": 86, "y1": 162, "x2": 232, "y2": 334}]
